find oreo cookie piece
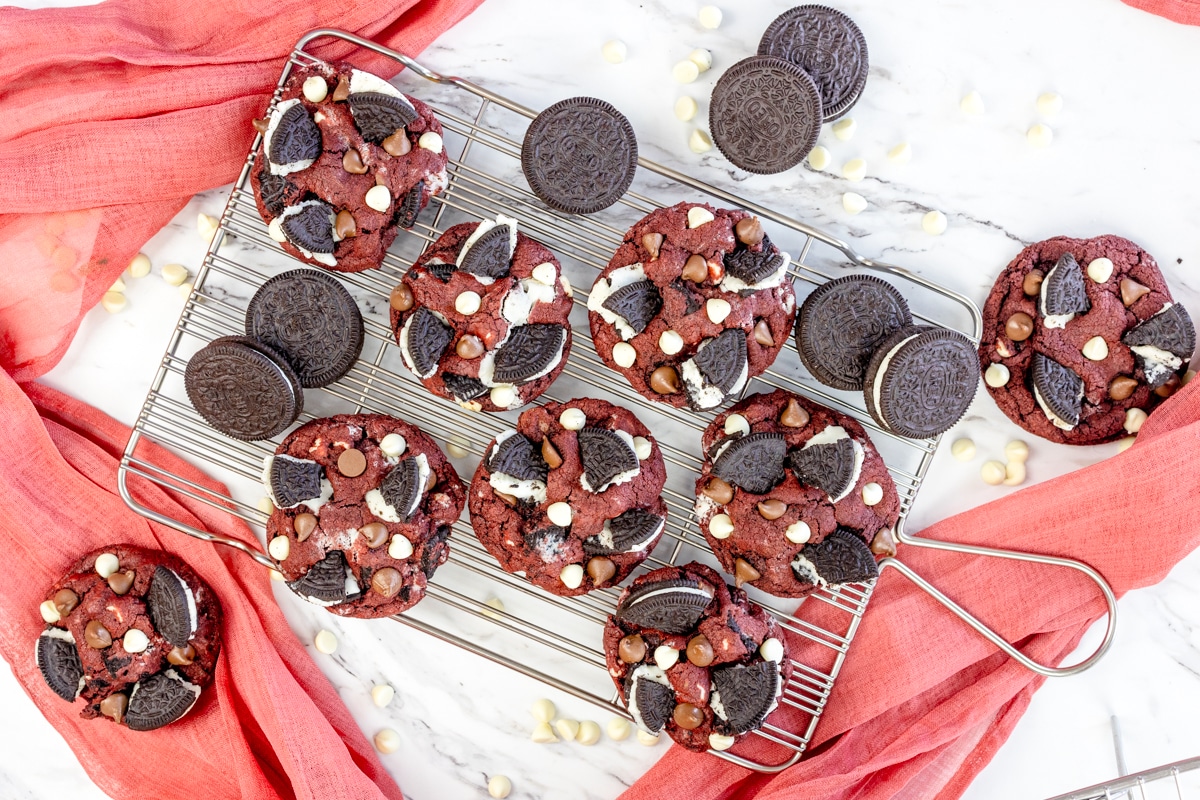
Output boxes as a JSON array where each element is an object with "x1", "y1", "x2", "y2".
[
  {"x1": 397, "y1": 181, "x2": 425, "y2": 229},
  {"x1": 146, "y1": 567, "x2": 196, "y2": 648},
  {"x1": 791, "y1": 527, "x2": 878, "y2": 587},
  {"x1": 711, "y1": 661, "x2": 780, "y2": 735},
  {"x1": 712, "y1": 432, "x2": 787, "y2": 494},
  {"x1": 280, "y1": 201, "x2": 337, "y2": 255},
  {"x1": 758, "y1": 5, "x2": 870, "y2": 122},
  {"x1": 442, "y1": 373, "x2": 488, "y2": 401},
  {"x1": 1039, "y1": 252, "x2": 1091, "y2": 326},
  {"x1": 379, "y1": 458, "x2": 423, "y2": 522},
  {"x1": 724, "y1": 234, "x2": 785, "y2": 286},
  {"x1": 1123, "y1": 304, "x2": 1196, "y2": 388},
  {"x1": 288, "y1": 550, "x2": 351, "y2": 605},
  {"x1": 578, "y1": 427, "x2": 640, "y2": 493},
  {"x1": 685, "y1": 328, "x2": 749, "y2": 410},
  {"x1": 863, "y1": 325, "x2": 977, "y2": 439},
  {"x1": 583, "y1": 508, "x2": 666, "y2": 555},
  {"x1": 347, "y1": 91, "x2": 418, "y2": 143},
  {"x1": 247, "y1": 269, "x2": 364, "y2": 388},
  {"x1": 269, "y1": 455, "x2": 325, "y2": 508},
  {"x1": 401, "y1": 307, "x2": 454, "y2": 379},
  {"x1": 626, "y1": 666, "x2": 675, "y2": 734},
  {"x1": 185, "y1": 335, "x2": 303, "y2": 441},
  {"x1": 601, "y1": 280, "x2": 663, "y2": 336},
  {"x1": 615, "y1": 577, "x2": 714, "y2": 635},
  {"x1": 267, "y1": 102, "x2": 322, "y2": 172},
  {"x1": 521, "y1": 96, "x2": 639, "y2": 215},
  {"x1": 709, "y1": 56, "x2": 822, "y2": 174},
  {"x1": 426, "y1": 262, "x2": 456, "y2": 282},
  {"x1": 1031, "y1": 353, "x2": 1084, "y2": 428},
  {"x1": 491, "y1": 324, "x2": 566, "y2": 384},
  {"x1": 797, "y1": 275, "x2": 912, "y2": 391},
  {"x1": 124, "y1": 671, "x2": 201, "y2": 732},
  {"x1": 787, "y1": 428, "x2": 863, "y2": 503},
  {"x1": 258, "y1": 172, "x2": 292, "y2": 217},
  {"x1": 488, "y1": 432, "x2": 548, "y2": 484},
  {"x1": 36, "y1": 630, "x2": 83, "y2": 702},
  {"x1": 458, "y1": 221, "x2": 514, "y2": 280}
]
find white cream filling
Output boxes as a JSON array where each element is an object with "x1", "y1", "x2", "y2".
[
  {"x1": 790, "y1": 553, "x2": 826, "y2": 587},
  {"x1": 586, "y1": 263, "x2": 649, "y2": 341},
  {"x1": 263, "y1": 99, "x2": 317, "y2": 177},
  {"x1": 626, "y1": 665, "x2": 672, "y2": 734},
  {"x1": 719, "y1": 251, "x2": 790, "y2": 293},
  {"x1": 871, "y1": 334, "x2": 921, "y2": 427},
  {"x1": 425, "y1": 167, "x2": 450, "y2": 198},
  {"x1": 693, "y1": 493, "x2": 719, "y2": 522},
  {"x1": 1033, "y1": 385, "x2": 1076, "y2": 431},
  {"x1": 457, "y1": 214, "x2": 518, "y2": 286},
  {"x1": 487, "y1": 431, "x2": 547, "y2": 503},
  {"x1": 502, "y1": 278, "x2": 558, "y2": 327},
  {"x1": 398, "y1": 308, "x2": 451, "y2": 379},
  {"x1": 349, "y1": 69, "x2": 413, "y2": 109},
  {"x1": 276, "y1": 201, "x2": 337, "y2": 267},
  {"x1": 365, "y1": 454, "x2": 430, "y2": 522},
  {"x1": 628, "y1": 585, "x2": 713, "y2": 611},
  {"x1": 801, "y1": 426, "x2": 864, "y2": 503},
  {"x1": 681, "y1": 339, "x2": 749, "y2": 410},
  {"x1": 166, "y1": 568, "x2": 199, "y2": 638},
  {"x1": 580, "y1": 429, "x2": 640, "y2": 493}
]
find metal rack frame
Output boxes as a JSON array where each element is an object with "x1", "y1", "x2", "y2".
[{"x1": 118, "y1": 29, "x2": 1117, "y2": 772}]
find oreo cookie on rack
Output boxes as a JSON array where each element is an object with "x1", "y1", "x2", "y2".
[
  {"x1": 758, "y1": 5, "x2": 870, "y2": 122},
  {"x1": 602, "y1": 563, "x2": 793, "y2": 752},
  {"x1": 588, "y1": 202, "x2": 798, "y2": 411},
  {"x1": 391, "y1": 215, "x2": 574, "y2": 412},
  {"x1": 185, "y1": 335, "x2": 303, "y2": 441},
  {"x1": 522, "y1": 97, "x2": 638, "y2": 214},
  {"x1": 694, "y1": 389, "x2": 898, "y2": 598},
  {"x1": 34, "y1": 546, "x2": 222, "y2": 731},
  {"x1": 863, "y1": 325, "x2": 978, "y2": 439},
  {"x1": 468, "y1": 399, "x2": 668, "y2": 596}
]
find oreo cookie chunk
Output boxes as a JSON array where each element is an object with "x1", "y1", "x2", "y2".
[
  {"x1": 863, "y1": 325, "x2": 978, "y2": 439},
  {"x1": 979, "y1": 235, "x2": 1194, "y2": 444},
  {"x1": 522, "y1": 96, "x2": 638, "y2": 214},
  {"x1": 264, "y1": 414, "x2": 465, "y2": 618},
  {"x1": 391, "y1": 215, "x2": 574, "y2": 412},
  {"x1": 708, "y1": 56, "x2": 822, "y2": 174},
  {"x1": 694, "y1": 389, "x2": 897, "y2": 598},
  {"x1": 249, "y1": 61, "x2": 450, "y2": 273},
  {"x1": 603, "y1": 563, "x2": 792, "y2": 752},
  {"x1": 185, "y1": 335, "x2": 303, "y2": 441},
  {"x1": 468, "y1": 399, "x2": 668, "y2": 597},
  {"x1": 588, "y1": 202, "x2": 798, "y2": 411},
  {"x1": 246, "y1": 269, "x2": 364, "y2": 388},
  {"x1": 796, "y1": 275, "x2": 912, "y2": 391},
  {"x1": 34, "y1": 546, "x2": 222, "y2": 731},
  {"x1": 758, "y1": 5, "x2": 870, "y2": 122}
]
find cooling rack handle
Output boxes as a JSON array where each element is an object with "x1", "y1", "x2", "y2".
[{"x1": 879, "y1": 529, "x2": 1118, "y2": 677}]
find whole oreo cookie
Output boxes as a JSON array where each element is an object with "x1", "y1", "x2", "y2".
[
  {"x1": 185, "y1": 335, "x2": 303, "y2": 441},
  {"x1": 758, "y1": 5, "x2": 870, "y2": 122},
  {"x1": 246, "y1": 269, "x2": 364, "y2": 388},
  {"x1": 522, "y1": 96, "x2": 639, "y2": 215},
  {"x1": 468, "y1": 399, "x2": 668, "y2": 596},
  {"x1": 34, "y1": 546, "x2": 222, "y2": 731},
  {"x1": 796, "y1": 275, "x2": 912, "y2": 391},
  {"x1": 603, "y1": 563, "x2": 793, "y2": 752},
  {"x1": 708, "y1": 56, "x2": 822, "y2": 174},
  {"x1": 863, "y1": 325, "x2": 978, "y2": 439}
]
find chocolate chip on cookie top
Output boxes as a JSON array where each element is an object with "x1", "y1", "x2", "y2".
[
  {"x1": 603, "y1": 562, "x2": 793, "y2": 753},
  {"x1": 468, "y1": 398, "x2": 668, "y2": 596},
  {"x1": 264, "y1": 414, "x2": 465, "y2": 618},
  {"x1": 390, "y1": 215, "x2": 574, "y2": 412},
  {"x1": 694, "y1": 389, "x2": 897, "y2": 598},
  {"x1": 588, "y1": 202, "x2": 798, "y2": 411},
  {"x1": 980, "y1": 235, "x2": 1195, "y2": 445},
  {"x1": 35, "y1": 545, "x2": 222, "y2": 731}
]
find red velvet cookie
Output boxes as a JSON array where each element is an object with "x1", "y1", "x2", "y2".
[
  {"x1": 468, "y1": 398, "x2": 667, "y2": 596},
  {"x1": 603, "y1": 562, "x2": 793, "y2": 753},
  {"x1": 390, "y1": 216, "x2": 573, "y2": 412},
  {"x1": 264, "y1": 414, "x2": 465, "y2": 618},
  {"x1": 35, "y1": 545, "x2": 222, "y2": 731},
  {"x1": 587, "y1": 202, "x2": 798, "y2": 411},
  {"x1": 693, "y1": 390, "x2": 898, "y2": 598},
  {"x1": 980, "y1": 235, "x2": 1195, "y2": 445},
  {"x1": 250, "y1": 61, "x2": 449, "y2": 273}
]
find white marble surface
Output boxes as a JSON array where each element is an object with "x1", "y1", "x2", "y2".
[{"x1": 7, "y1": 0, "x2": 1200, "y2": 797}]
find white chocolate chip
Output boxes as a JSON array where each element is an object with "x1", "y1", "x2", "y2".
[
  {"x1": 724, "y1": 414, "x2": 750, "y2": 437},
  {"x1": 559, "y1": 408, "x2": 586, "y2": 430},
  {"x1": 606, "y1": 716, "x2": 632, "y2": 741},
  {"x1": 1003, "y1": 461, "x2": 1027, "y2": 486},
  {"x1": 688, "y1": 129, "x2": 713, "y2": 153},
  {"x1": 601, "y1": 39, "x2": 627, "y2": 64},
  {"x1": 922, "y1": 210, "x2": 948, "y2": 236},
  {"x1": 197, "y1": 213, "x2": 219, "y2": 243},
  {"x1": 531, "y1": 698, "x2": 556, "y2": 722},
  {"x1": 531, "y1": 721, "x2": 558, "y2": 743},
  {"x1": 888, "y1": 142, "x2": 912, "y2": 164},
  {"x1": 268, "y1": 535, "x2": 290, "y2": 561},
  {"x1": 388, "y1": 534, "x2": 413, "y2": 560},
  {"x1": 379, "y1": 433, "x2": 407, "y2": 458},
  {"x1": 1116, "y1": 436, "x2": 1136, "y2": 453},
  {"x1": 455, "y1": 290, "x2": 482, "y2": 315},
  {"x1": 1027, "y1": 123, "x2": 1053, "y2": 148},
  {"x1": 1037, "y1": 92, "x2": 1063, "y2": 118},
  {"x1": 807, "y1": 145, "x2": 831, "y2": 170},
  {"x1": 706, "y1": 297, "x2": 732, "y2": 324},
  {"x1": 110, "y1": 277, "x2": 126, "y2": 293},
  {"x1": 371, "y1": 684, "x2": 395, "y2": 707},
  {"x1": 161, "y1": 263, "x2": 189, "y2": 286},
  {"x1": 101, "y1": 291, "x2": 127, "y2": 314},
  {"x1": 1004, "y1": 440, "x2": 1030, "y2": 463},
  {"x1": 122, "y1": 629, "x2": 150, "y2": 654},
  {"x1": 1082, "y1": 336, "x2": 1109, "y2": 361},
  {"x1": 698, "y1": 4, "x2": 723, "y2": 28},
  {"x1": 256, "y1": 496, "x2": 275, "y2": 514},
  {"x1": 981, "y1": 460, "x2": 1006, "y2": 486},
  {"x1": 832, "y1": 117, "x2": 856, "y2": 141},
  {"x1": 688, "y1": 48, "x2": 713, "y2": 72},
  {"x1": 842, "y1": 158, "x2": 867, "y2": 182},
  {"x1": 365, "y1": 185, "x2": 392, "y2": 213},
  {"x1": 687, "y1": 206, "x2": 715, "y2": 228},
  {"x1": 1124, "y1": 408, "x2": 1148, "y2": 434},
  {"x1": 576, "y1": 720, "x2": 601, "y2": 745},
  {"x1": 984, "y1": 363, "x2": 1010, "y2": 388},
  {"x1": 179, "y1": 283, "x2": 194, "y2": 300},
  {"x1": 489, "y1": 385, "x2": 517, "y2": 408},
  {"x1": 560, "y1": 275, "x2": 572, "y2": 296},
  {"x1": 270, "y1": 569, "x2": 286, "y2": 582},
  {"x1": 487, "y1": 775, "x2": 513, "y2": 799},
  {"x1": 760, "y1": 638, "x2": 785, "y2": 663},
  {"x1": 128, "y1": 252, "x2": 151, "y2": 278},
  {"x1": 302, "y1": 76, "x2": 328, "y2": 103},
  {"x1": 373, "y1": 728, "x2": 400, "y2": 754},
  {"x1": 418, "y1": 131, "x2": 443, "y2": 153},
  {"x1": 709, "y1": 513, "x2": 734, "y2": 539},
  {"x1": 612, "y1": 342, "x2": 637, "y2": 368},
  {"x1": 39, "y1": 600, "x2": 61, "y2": 624},
  {"x1": 672, "y1": 60, "x2": 700, "y2": 84},
  {"x1": 637, "y1": 729, "x2": 661, "y2": 746},
  {"x1": 842, "y1": 192, "x2": 868, "y2": 215},
  {"x1": 708, "y1": 733, "x2": 735, "y2": 751},
  {"x1": 531, "y1": 262, "x2": 557, "y2": 285},
  {"x1": 482, "y1": 596, "x2": 505, "y2": 620},
  {"x1": 94, "y1": 553, "x2": 120, "y2": 578},
  {"x1": 314, "y1": 629, "x2": 338, "y2": 654},
  {"x1": 547, "y1": 502, "x2": 573, "y2": 527},
  {"x1": 555, "y1": 718, "x2": 580, "y2": 741},
  {"x1": 674, "y1": 96, "x2": 698, "y2": 122},
  {"x1": 950, "y1": 438, "x2": 976, "y2": 461},
  {"x1": 960, "y1": 90, "x2": 985, "y2": 115},
  {"x1": 784, "y1": 520, "x2": 811, "y2": 544},
  {"x1": 1087, "y1": 258, "x2": 1114, "y2": 283},
  {"x1": 862, "y1": 482, "x2": 883, "y2": 506},
  {"x1": 654, "y1": 645, "x2": 679, "y2": 670},
  {"x1": 559, "y1": 563, "x2": 584, "y2": 589},
  {"x1": 268, "y1": 217, "x2": 287, "y2": 242},
  {"x1": 659, "y1": 330, "x2": 684, "y2": 355},
  {"x1": 1184, "y1": 370, "x2": 1197, "y2": 387}
]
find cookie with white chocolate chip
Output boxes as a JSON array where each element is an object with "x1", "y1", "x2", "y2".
[
  {"x1": 602, "y1": 562, "x2": 792, "y2": 753},
  {"x1": 264, "y1": 414, "x2": 465, "y2": 618},
  {"x1": 35, "y1": 545, "x2": 222, "y2": 731},
  {"x1": 980, "y1": 235, "x2": 1194, "y2": 445},
  {"x1": 249, "y1": 61, "x2": 450, "y2": 273},
  {"x1": 390, "y1": 216, "x2": 574, "y2": 412},
  {"x1": 467, "y1": 398, "x2": 667, "y2": 596},
  {"x1": 587, "y1": 202, "x2": 797, "y2": 411},
  {"x1": 694, "y1": 389, "x2": 898, "y2": 598}
]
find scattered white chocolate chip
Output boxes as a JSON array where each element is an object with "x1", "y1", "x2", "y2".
[
  {"x1": 960, "y1": 90, "x2": 985, "y2": 115},
  {"x1": 531, "y1": 262, "x2": 557, "y2": 285},
  {"x1": 490, "y1": 386, "x2": 516, "y2": 408},
  {"x1": 612, "y1": 342, "x2": 637, "y2": 368},
  {"x1": 268, "y1": 217, "x2": 288, "y2": 242},
  {"x1": 1037, "y1": 92, "x2": 1063, "y2": 118},
  {"x1": 560, "y1": 408, "x2": 586, "y2": 430},
  {"x1": 842, "y1": 158, "x2": 867, "y2": 182},
  {"x1": 687, "y1": 206, "x2": 715, "y2": 228},
  {"x1": 633, "y1": 436, "x2": 652, "y2": 460},
  {"x1": 984, "y1": 363, "x2": 1010, "y2": 388},
  {"x1": 675, "y1": 96, "x2": 699, "y2": 122},
  {"x1": 314, "y1": 629, "x2": 338, "y2": 654},
  {"x1": 530, "y1": 698, "x2": 556, "y2": 722},
  {"x1": 808, "y1": 145, "x2": 831, "y2": 170},
  {"x1": 380, "y1": 433, "x2": 407, "y2": 458},
  {"x1": 1027, "y1": 123, "x2": 1053, "y2": 148},
  {"x1": 673, "y1": 60, "x2": 700, "y2": 84},
  {"x1": 698, "y1": 4, "x2": 723, "y2": 28},
  {"x1": 365, "y1": 185, "x2": 392, "y2": 213},
  {"x1": 373, "y1": 728, "x2": 400, "y2": 754},
  {"x1": 760, "y1": 638, "x2": 785, "y2": 663},
  {"x1": 547, "y1": 502, "x2": 573, "y2": 527},
  {"x1": 1116, "y1": 436, "x2": 1136, "y2": 453},
  {"x1": 560, "y1": 274, "x2": 572, "y2": 296},
  {"x1": 888, "y1": 142, "x2": 912, "y2": 164},
  {"x1": 709, "y1": 513, "x2": 734, "y2": 539},
  {"x1": 706, "y1": 297, "x2": 732, "y2": 324},
  {"x1": 269, "y1": 570, "x2": 286, "y2": 582},
  {"x1": 606, "y1": 716, "x2": 632, "y2": 741},
  {"x1": 110, "y1": 277, "x2": 126, "y2": 293},
  {"x1": 128, "y1": 252, "x2": 151, "y2": 278},
  {"x1": 161, "y1": 263, "x2": 188, "y2": 286},
  {"x1": 689, "y1": 129, "x2": 713, "y2": 153},
  {"x1": 179, "y1": 283, "x2": 194, "y2": 300},
  {"x1": 1124, "y1": 408, "x2": 1147, "y2": 434},
  {"x1": 1184, "y1": 369, "x2": 1197, "y2": 386},
  {"x1": 388, "y1": 534, "x2": 413, "y2": 560},
  {"x1": 94, "y1": 553, "x2": 120, "y2": 578},
  {"x1": 659, "y1": 330, "x2": 684, "y2": 355},
  {"x1": 862, "y1": 482, "x2": 883, "y2": 506},
  {"x1": 922, "y1": 210, "x2": 948, "y2": 236},
  {"x1": 654, "y1": 645, "x2": 679, "y2": 670},
  {"x1": 371, "y1": 684, "x2": 395, "y2": 708},
  {"x1": 418, "y1": 131, "x2": 443, "y2": 153},
  {"x1": 487, "y1": 775, "x2": 513, "y2": 799},
  {"x1": 482, "y1": 596, "x2": 505, "y2": 620},
  {"x1": 101, "y1": 291, "x2": 127, "y2": 314},
  {"x1": 708, "y1": 733, "x2": 735, "y2": 751},
  {"x1": 268, "y1": 535, "x2": 290, "y2": 561},
  {"x1": 455, "y1": 290, "x2": 482, "y2": 315},
  {"x1": 197, "y1": 213, "x2": 219, "y2": 243},
  {"x1": 832, "y1": 117, "x2": 856, "y2": 141},
  {"x1": 637, "y1": 729, "x2": 661, "y2": 746},
  {"x1": 784, "y1": 520, "x2": 811, "y2": 544},
  {"x1": 1082, "y1": 336, "x2": 1109, "y2": 361},
  {"x1": 950, "y1": 438, "x2": 976, "y2": 461},
  {"x1": 1003, "y1": 461, "x2": 1027, "y2": 486},
  {"x1": 981, "y1": 460, "x2": 1006, "y2": 486},
  {"x1": 256, "y1": 496, "x2": 275, "y2": 514},
  {"x1": 724, "y1": 413, "x2": 750, "y2": 437},
  {"x1": 576, "y1": 720, "x2": 602, "y2": 745},
  {"x1": 1087, "y1": 258, "x2": 1114, "y2": 284},
  {"x1": 122, "y1": 629, "x2": 150, "y2": 654},
  {"x1": 688, "y1": 48, "x2": 713, "y2": 72},
  {"x1": 842, "y1": 192, "x2": 868, "y2": 215},
  {"x1": 559, "y1": 564, "x2": 584, "y2": 589},
  {"x1": 601, "y1": 39, "x2": 627, "y2": 64},
  {"x1": 531, "y1": 721, "x2": 558, "y2": 743},
  {"x1": 1005, "y1": 440, "x2": 1030, "y2": 463},
  {"x1": 39, "y1": 600, "x2": 61, "y2": 624},
  {"x1": 555, "y1": 718, "x2": 580, "y2": 741},
  {"x1": 302, "y1": 76, "x2": 328, "y2": 103}
]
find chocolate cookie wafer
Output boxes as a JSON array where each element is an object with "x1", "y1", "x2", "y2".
[
  {"x1": 758, "y1": 5, "x2": 870, "y2": 122},
  {"x1": 863, "y1": 325, "x2": 978, "y2": 439},
  {"x1": 185, "y1": 335, "x2": 303, "y2": 440}
]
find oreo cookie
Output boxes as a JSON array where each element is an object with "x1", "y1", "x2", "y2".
[
  {"x1": 146, "y1": 567, "x2": 196, "y2": 648},
  {"x1": 397, "y1": 181, "x2": 425, "y2": 229},
  {"x1": 268, "y1": 102, "x2": 321, "y2": 171},
  {"x1": 1039, "y1": 253, "x2": 1091, "y2": 324},
  {"x1": 709, "y1": 56, "x2": 822, "y2": 174},
  {"x1": 863, "y1": 325, "x2": 977, "y2": 439},
  {"x1": 1123, "y1": 303, "x2": 1196, "y2": 388},
  {"x1": 288, "y1": 550, "x2": 351, "y2": 604},
  {"x1": 1031, "y1": 353, "x2": 1084, "y2": 428},
  {"x1": 491, "y1": 324, "x2": 565, "y2": 384},
  {"x1": 347, "y1": 91, "x2": 418, "y2": 144},
  {"x1": 791, "y1": 527, "x2": 878, "y2": 586},
  {"x1": 269, "y1": 455, "x2": 324, "y2": 508},
  {"x1": 458, "y1": 222, "x2": 514, "y2": 280},
  {"x1": 379, "y1": 458, "x2": 424, "y2": 522},
  {"x1": 402, "y1": 307, "x2": 454, "y2": 379},
  {"x1": 601, "y1": 280, "x2": 662, "y2": 336},
  {"x1": 787, "y1": 429, "x2": 862, "y2": 503},
  {"x1": 758, "y1": 5, "x2": 870, "y2": 122},
  {"x1": 521, "y1": 96, "x2": 638, "y2": 215},
  {"x1": 614, "y1": 577, "x2": 715, "y2": 635},
  {"x1": 281, "y1": 202, "x2": 337, "y2": 255},
  {"x1": 36, "y1": 630, "x2": 83, "y2": 702},
  {"x1": 797, "y1": 275, "x2": 912, "y2": 391},
  {"x1": 724, "y1": 234, "x2": 784, "y2": 286},
  {"x1": 488, "y1": 433, "x2": 548, "y2": 484},
  {"x1": 185, "y1": 335, "x2": 303, "y2": 441},
  {"x1": 686, "y1": 328, "x2": 749, "y2": 409},
  {"x1": 124, "y1": 671, "x2": 201, "y2": 732},
  {"x1": 426, "y1": 262, "x2": 456, "y2": 282},
  {"x1": 246, "y1": 269, "x2": 364, "y2": 388},
  {"x1": 258, "y1": 171, "x2": 293, "y2": 217},
  {"x1": 583, "y1": 508, "x2": 665, "y2": 555},
  {"x1": 626, "y1": 666, "x2": 675, "y2": 734},
  {"x1": 578, "y1": 427, "x2": 639, "y2": 493},
  {"x1": 711, "y1": 661, "x2": 780, "y2": 735},
  {"x1": 712, "y1": 432, "x2": 787, "y2": 494},
  {"x1": 524, "y1": 525, "x2": 570, "y2": 560},
  {"x1": 442, "y1": 373, "x2": 488, "y2": 401}
]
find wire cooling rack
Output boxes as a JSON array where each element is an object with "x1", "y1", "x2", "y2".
[{"x1": 118, "y1": 30, "x2": 1117, "y2": 772}]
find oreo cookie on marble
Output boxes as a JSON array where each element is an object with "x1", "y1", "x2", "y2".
[
  {"x1": 247, "y1": 269, "x2": 364, "y2": 388},
  {"x1": 280, "y1": 201, "x2": 338, "y2": 255},
  {"x1": 125, "y1": 671, "x2": 202, "y2": 732},
  {"x1": 522, "y1": 96, "x2": 639, "y2": 215},
  {"x1": 758, "y1": 5, "x2": 870, "y2": 122},
  {"x1": 711, "y1": 661, "x2": 780, "y2": 735},
  {"x1": 578, "y1": 427, "x2": 640, "y2": 493},
  {"x1": 712, "y1": 432, "x2": 786, "y2": 494},
  {"x1": 614, "y1": 577, "x2": 715, "y2": 634},
  {"x1": 863, "y1": 325, "x2": 977, "y2": 439},
  {"x1": 491, "y1": 324, "x2": 566, "y2": 384},
  {"x1": 185, "y1": 335, "x2": 303, "y2": 441},
  {"x1": 347, "y1": 91, "x2": 418, "y2": 143},
  {"x1": 1122, "y1": 304, "x2": 1196, "y2": 388},
  {"x1": 583, "y1": 508, "x2": 665, "y2": 556},
  {"x1": 1031, "y1": 353, "x2": 1084, "y2": 428},
  {"x1": 797, "y1": 275, "x2": 912, "y2": 390},
  {"x1": 791, "y1": 526, "x2": 878, "y2": 587}
]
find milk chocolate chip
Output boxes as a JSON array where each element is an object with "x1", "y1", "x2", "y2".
[
  {"x1": 382, "y1": 130, "x2": 412, "y2": 156},
  {"x1": 1023, "y1": 269, "x2": 1044, "y2": 297},
  {"x1": 361, "y1": 522, "x2": 389, "y2": 549},
  {"x1": 84, "y1": 620, "x2": 112, "y2": 649},
  {"x1": 682, "y1": 254, "x2": 708, "y2": 283},
  {"x1": 455, "y1": 335, "x2": 484, "y2": 359},
  {"x1": 1120, "y1": 277, "x2": 1150, "y2": 307},
  {"x1": 650, "y1": 366, "x2": 680, "y2": 394},
  {"x1": 332, "y1": 76, "x2": 351, "y2": 102},
  {"x1": 757, "y1": 500, "x2": 786, "y2": 520},
  {"x1": 107, "y1": 570, "x2": 135, "y2": 596},
  {"x1": 52, "y1": 589, "x2": 79, "y2": 618},
  {"x1": 780, "y1": 398, "x2": 810, "y2": 428},
  {"x1": 338, "y1": 448, "x2": 367, "y2": 477},
  {"x1": 1005, "y1": 312, "x2": 1034, "y2": 342},
  {"x1": 753, "y1": 319, "x2": 774, "y2": 346},
  {"x1": 642, "y1": 232, "x2": 664, "y2": 260},
  {"x1": 390, "y1": 283, "x2": 414, "y2": 312},
  {"x1": 100, "y1": 693, "x2": 128, "y2": 724},
  {"x1": 870, "y1": 527, "x2": 897, "y2": 558},
  {"x1": 734, "y1": 558, "x2": 761, "y2": 588},
  {"x1": 735, "y1": 216, "x2": 765, "y2": 246},
  {"x1": 167, "y1": 644, "x2": 196, "y2": 666},
  {"x1": 541, "y1": 437, "x2": 563, "y2": 469},
  {"x1": 619, "y1": 634, "x2": 647, "y2": 664},
  {"x1": 587, "y1": 556, "x2": 617, "y2": 586},
  {"x1": 335, "y1": 210, "x2": 357, "y2": 239},
  {"x1": 673, "y1": 703, "x2": 704, "y2": 730},
  {"x1": 686, "y1": 634, "x2": 714, "y2": 667},
  {"x1": 294, "y1": 512, "x2": 318, "y2": 542},
  {"x1": 342, "y1": 149, "x2": 368, "y2": 175},
  {"x1": 703, "y1": 476, "x2": 734, "y2": 504},
  {"x1": 252, "y1": 118, "x2": 270, "y2": 134},
  {"x1": 1109, "y1": 376, "x2": 1138, "y2": 401},
  {"x1": 371, "y1": 567, "x2": 404, "y2": 597}
]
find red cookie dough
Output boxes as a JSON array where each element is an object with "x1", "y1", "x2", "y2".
[
  {"x1": 468, "y1": 398, "x2": 667, "y2": 596},
  {"x1": 265, "y1": 414, "x2": 465, "y2": 618}
]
